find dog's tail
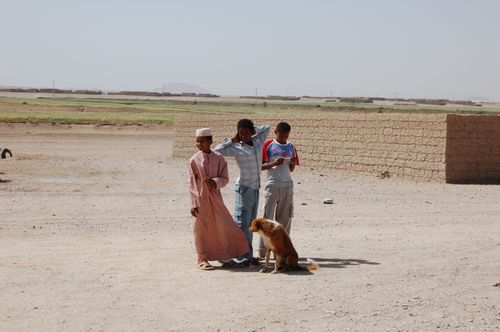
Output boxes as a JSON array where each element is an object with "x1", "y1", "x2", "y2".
[{"x1": 306, "y1": 258, "x2": 319, "y2": 272}]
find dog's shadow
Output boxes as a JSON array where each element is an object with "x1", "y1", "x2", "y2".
[
  {"x1": 218, "y1": 257, "x2": 379, "y2": 275},
  {"x1": 220, "y1": 264, "x2": 314, "y2": 275},
  {"x1": 299, "y1": 257, "x2": 380, "y2": 269}
]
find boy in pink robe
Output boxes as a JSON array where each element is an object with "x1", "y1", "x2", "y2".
[{"x1": 188, "y1": 128, "x2": 249, "y2": 270}]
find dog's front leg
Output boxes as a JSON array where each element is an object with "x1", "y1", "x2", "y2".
[
  {"x1": 260, "y1": 248, "x2": 271, "y2": 273},
  {"x1": 272, "y1": 254, "x2": 281, "y2": 274}
]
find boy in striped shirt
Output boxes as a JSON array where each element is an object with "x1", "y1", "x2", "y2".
[{"x1": 214, "y1": 119, "x2": 270, "y2": 266}]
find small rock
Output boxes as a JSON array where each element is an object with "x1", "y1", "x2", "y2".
[
  {"x1": 301, "y1": 203, "x2": 308, "y2": 206},
  {"x1": 322, "y1": 198, "x2": 334, "y2": 204}
]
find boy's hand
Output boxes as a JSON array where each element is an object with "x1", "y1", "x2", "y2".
[
  {"x1": 231, "y1": 132, "x2": 240, "y2": 143},
  {"x1": 273, "y1": 158, "x2": 285, "y2": 166},
  {"x1": 190, "y1": 207, "x2": 199, "y2": 217},
  {"x1": 205, "y1": 178, "x2": 217, "y2": 190}
]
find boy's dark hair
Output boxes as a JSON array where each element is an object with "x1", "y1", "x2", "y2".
[
  {"x1": 276, "y1": 122, "x2": 291, "y2": 132},
  {"x1": 237, "y1": 118, "x2": 254, "y2": 130}
]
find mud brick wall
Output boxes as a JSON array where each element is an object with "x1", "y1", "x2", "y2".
[
  {"x1": 173, "y1": 112, "x2": 448, "y2": 182},
  {"x1": 445, "y1": 114, "x2": 500, "y2": 183}
]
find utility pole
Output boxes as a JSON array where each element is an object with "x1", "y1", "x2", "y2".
[
  {"x1": 255, "y1": 88, "x2": 258, "y2": 97},
  {"x1": 52, "y1": 80, "x2": 55, "y2": 97}
]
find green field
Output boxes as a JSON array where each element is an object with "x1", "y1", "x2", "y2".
[
  {"x1": 0, "y1": 109, "x2": 174, "y2": 126},
  {"x1": 0, "y1": 96, "x2": 498, "y2": 126}
]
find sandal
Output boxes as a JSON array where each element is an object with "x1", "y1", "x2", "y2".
[{"x1": 199, "y1": 262, "x2": 214, "y2": 270}]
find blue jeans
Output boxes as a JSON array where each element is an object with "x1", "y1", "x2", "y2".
[{"x1": 234, "y1": 183, "x2": 259, "y2": 261}]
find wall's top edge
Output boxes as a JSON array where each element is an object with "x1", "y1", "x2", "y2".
[{"x1": 174, "y1": 112, "x2": 449, "y2": 122}]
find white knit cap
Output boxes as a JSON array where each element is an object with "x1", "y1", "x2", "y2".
[{"x1": 195, "y1": 128, "x2": 212, "y2": 137}]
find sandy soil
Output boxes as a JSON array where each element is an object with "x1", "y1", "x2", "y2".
[{"x1": 1, "y1": 123, "x2": 499, "y2": 331}]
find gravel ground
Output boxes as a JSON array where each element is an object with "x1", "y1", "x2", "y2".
[{"x1": 1, "y1": 123, "x2": 499, "y2": 331}]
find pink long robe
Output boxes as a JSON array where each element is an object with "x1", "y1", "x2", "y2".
[{"x1": 188, "y1": 150, "x2": 249, "y2": 263}]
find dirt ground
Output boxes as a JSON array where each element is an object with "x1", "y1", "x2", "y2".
[{"x1": 1, "y1": 123, "x2": 499, "y2": 331}]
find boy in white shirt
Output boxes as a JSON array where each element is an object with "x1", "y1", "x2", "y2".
[{"x1": 258, "y1": 122, "x2": 299, "y2": 258}]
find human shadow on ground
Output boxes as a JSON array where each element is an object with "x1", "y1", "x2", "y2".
[
  {"x1": 215, "y1": 257, "x2": 379, "y2": 274},
  {"x1": 298, "y1": 257, "x2": 380, "y2": 269}
]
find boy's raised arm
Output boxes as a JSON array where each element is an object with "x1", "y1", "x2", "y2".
[
  {"x1": 254, "y1": 124, "x2": 270, "y2": 145},
  {"x1": 214, "y1": 138, "x2": 235, "y2": 157},
  {"x1": 255, "y1": 124, "x2": 270, "y2": 136}
]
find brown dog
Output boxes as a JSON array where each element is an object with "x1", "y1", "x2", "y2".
[{"x1": 249, "y1": 218, "x2": 318, "y2": 273}]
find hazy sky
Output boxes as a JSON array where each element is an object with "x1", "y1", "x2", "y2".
[{"x1": 1, "y1": 0, "x2": 499, "y2": 100}]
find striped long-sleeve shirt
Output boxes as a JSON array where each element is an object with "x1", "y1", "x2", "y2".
[{"x1": 214, "y1": 125, "x2": 270, "y2": 190}]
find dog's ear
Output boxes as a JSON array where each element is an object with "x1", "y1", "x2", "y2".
[{"x1": 250, "y1": 219, "x2": 260, "y2": 230}]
